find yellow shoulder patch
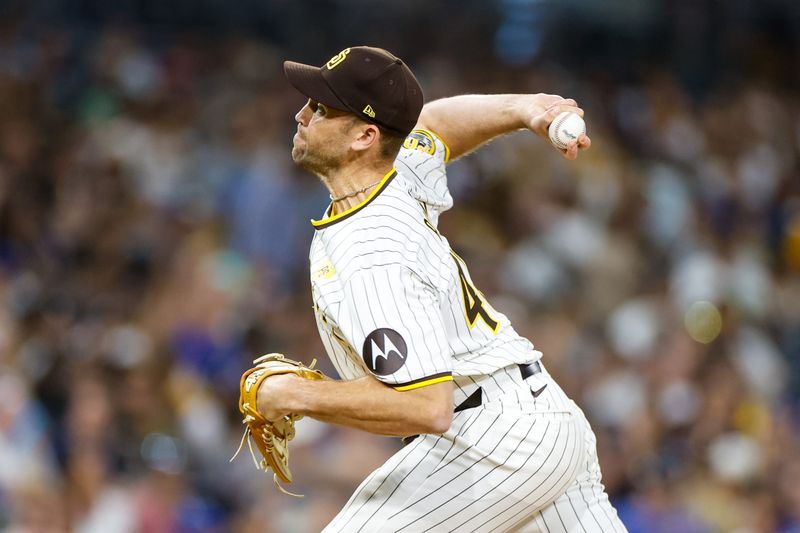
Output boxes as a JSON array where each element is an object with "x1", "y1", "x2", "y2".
[{"x1": 403, "y1": 130, "x2": 436, "y2": 156}]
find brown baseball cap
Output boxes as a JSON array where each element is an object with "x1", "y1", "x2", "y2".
[{"x1": 284, "y1": 46, "x2": 423, "y2": 136}]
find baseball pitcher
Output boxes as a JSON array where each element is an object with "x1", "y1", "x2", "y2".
[{"x1": 235, "y1": 46, "x2": 627, "y2": 533}]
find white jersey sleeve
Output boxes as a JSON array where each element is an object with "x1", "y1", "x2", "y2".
[
  {"x1": 340, "y1": 263, "x2": 453, "y2": 391},
  {"x1": 394, "y1": 129, "x2": 453, "y2": 226}
]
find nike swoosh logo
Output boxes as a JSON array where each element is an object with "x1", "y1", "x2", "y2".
[{"x1": 532, "y1": 385, "x2": 548, "y2": 398}]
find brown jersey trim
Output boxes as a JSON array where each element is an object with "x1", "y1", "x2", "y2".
[{"x1": 310, "y1": 168, "x2": 397, "y2": 230}]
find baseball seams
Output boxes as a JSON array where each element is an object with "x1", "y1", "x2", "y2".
[
  {"x1": 550, "y1": 112, "x2": 570, "y2": 148},
  {"x1": 309, "y1": 130, "x2": 625, "y2": 532}
]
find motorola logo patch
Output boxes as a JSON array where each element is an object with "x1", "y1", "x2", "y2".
[{"x1": 362, "y1": 328, "x2": 408, "y2": 375}]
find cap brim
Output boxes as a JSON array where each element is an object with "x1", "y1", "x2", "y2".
[{"x1": 283, "y1": 61, "x2": 348, "y2": 112}]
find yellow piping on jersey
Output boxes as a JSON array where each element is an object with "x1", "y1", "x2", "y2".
[
  {"x1": 393, "y1": 374, "x2": 453, "y2": 391},
  {"x1": 417, "y1": 128, "x2": 451, "y2": 163},
  {"x1": 310, "y1": 167, "x2": 397, "y2": 229}
]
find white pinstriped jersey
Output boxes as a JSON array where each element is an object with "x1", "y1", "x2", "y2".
[
  {"x1": 309, "y1": 129, "x2": 540, "y2": 400},
  {"x1": 310, "y1": 130, "x2": 627, "y2": 533}
]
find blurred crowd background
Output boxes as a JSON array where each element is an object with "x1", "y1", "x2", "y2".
[{"x1": 1, "y1": 0, "x2": 799, "y2": 532}]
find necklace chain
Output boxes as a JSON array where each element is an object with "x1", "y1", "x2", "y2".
[{"x1": 329, "y1": 179, "x2": 383, "y2": 202}]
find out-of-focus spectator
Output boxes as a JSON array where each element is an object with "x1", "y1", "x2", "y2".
[{"x1": 0, "y1": 1, "x2": 798, "y2": 531}]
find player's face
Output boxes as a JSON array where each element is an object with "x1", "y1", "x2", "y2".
[{"x1": 292, "y1": 99, "x2": 356, "y2": 174}]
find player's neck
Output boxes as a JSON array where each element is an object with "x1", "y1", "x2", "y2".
[{"x1": 325, "y1": 160, "x2": 394, "y2": 213}]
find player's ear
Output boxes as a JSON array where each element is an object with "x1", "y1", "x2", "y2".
[{"x1": 350, "y1": 123, "x2": 380, "y2": 153}]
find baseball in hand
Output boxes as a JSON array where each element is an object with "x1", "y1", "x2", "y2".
[{"x1": 548, "y1": 111, "x2": 586, "y2": 150}]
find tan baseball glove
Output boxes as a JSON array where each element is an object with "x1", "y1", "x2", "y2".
[{"x1": 231, "y1": 353, "x2": 327, "y2": 497}]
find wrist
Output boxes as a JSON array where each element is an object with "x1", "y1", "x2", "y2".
[
  {"x1": 512, "y1": 94, "x2": 546, "y2": 130},
  {"x1": 256, "y1": 374, "x2": 303, "y2": 418},
  {"x1": 283, "y1": 376, "x2": 311, "y2": 415}
]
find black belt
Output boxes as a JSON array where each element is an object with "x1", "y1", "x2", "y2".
[
  {"x1": 519, "y1": 360, "x2": 543, "y2": 380},
  {"x1": 401, "y1": 362, "x2": 544, "y2": 446},
  {"x1": 453, "y1": 361, "x2": 543, "y2": 413}
]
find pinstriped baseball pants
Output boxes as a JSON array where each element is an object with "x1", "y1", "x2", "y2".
[{"x1": 323, "y1": 363, "x2": 627, "y2": 532}]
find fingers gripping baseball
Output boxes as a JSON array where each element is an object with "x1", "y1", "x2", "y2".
[{"x1": 528, "y1": 95, "x2": 591, "y2": 160}]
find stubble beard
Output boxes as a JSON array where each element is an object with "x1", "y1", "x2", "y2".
[{"x1": 292, "y1": 137, "x2": 341, "y2": 178}]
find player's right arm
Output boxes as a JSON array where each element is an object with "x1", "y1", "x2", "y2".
[{"x1": 415, "y1": 94, "x2": 591, "y2": 161}]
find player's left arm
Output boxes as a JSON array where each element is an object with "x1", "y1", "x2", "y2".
[
  {"x1": 256, "y1": 263, "x2": 455, "y2": 437},
  {"x1": 257, "y1": 373, "x2": 453, "y2": 436},
  {"x1": 415, "y1": 93, "x2": 591, "y2": 161}
]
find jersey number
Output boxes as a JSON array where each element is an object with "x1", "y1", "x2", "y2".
[
  {"x1": 451, "y1": 252, "x2": 500, "y2": 333},
  {"x1": 420, "y1": 202, "x2": 500, "y2": 334}
]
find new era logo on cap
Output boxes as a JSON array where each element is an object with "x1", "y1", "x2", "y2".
[{"x1": 284, "y1": 46, "x2": 423, "y2": 136}]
